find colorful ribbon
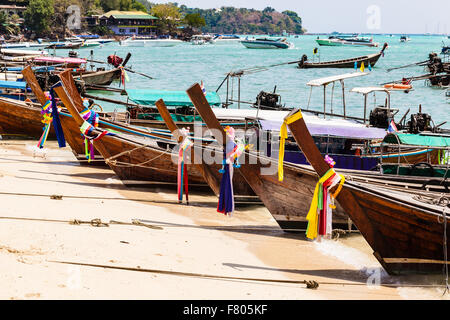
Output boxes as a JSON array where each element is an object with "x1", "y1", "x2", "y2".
[
  {"x1": 118, "y1": 66, "x2": 129, "y2": 87},
  {"x1": 79, "y1": 108, "x2": 111, "y2": 162},
  {"x1": 217, "y1": 126, "x2": 246, "y2": 216},
  {"x1": 278, "y1": 111, "x2": 304, "y2": 181},
  {"x1": 177, "y1": 128, "x2": 193, "y2": 203},
  {"x1": 37, "y1": 87, "x2": 65, "y2": 149},
  {"x1": 305, "y1": 159, "x2": 345, "y2": 240}
]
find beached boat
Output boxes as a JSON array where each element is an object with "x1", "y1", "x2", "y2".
[
  {"x1": 119, "y1": 36, "x2": 182, "y2": 47},
  {"x1": 285, "y1": 108, "x2": 450, "y2": 275},
  {"x1": 240, "y1": 37, "x2": 294, "y2": 49},
  {"x1": 298, "y1": 43, "x2": 388, "y2": 69},
  {"x1": 186, "y1": 82, "x2": 450, "y2": 231},
  {"x1": 53, "y1": 70, "x2": 256, "y2": 197}
]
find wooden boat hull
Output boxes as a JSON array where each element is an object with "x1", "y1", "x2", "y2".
[
  {"x1": 298, "y1": 52, "x2": 382, "y2": 69},
  {"x1": 77, "y1": 68, "x2": 122, "y2": 86},
  {"x1": 0, "y1": 97, "x2": 56, "y2": 138},
  {"x1": 286, "y1": 108, "x2": 450, "y2": 274},
  {"x1": 238, "y1": 153, "x2": 350, "y2": 230},
  {"x1": 342, "y1": 182, "x2": 450, "y2": 274}
]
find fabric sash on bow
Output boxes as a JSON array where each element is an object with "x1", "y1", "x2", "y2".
[
  {"x1": 305, "y1": 166, "x2": 345, "y2": 240},
  {"x1": 37, "y1": 85, "x2": 66, "y2": 149},
  {"x1": 278, "y1": 111, "x2": 304, "y2": 181},
  {"x1": 37, "y1": 99, "x2": 53, "y2": 149},
  {"x1": 118, "y1": 66, "x2": 129, "y2": 87},
  {"x1": 79, "y1": 108, "x2": 112, "y2": 162},
  {"x1": 177, "y1": 128, "x2": 193, "y2": 204},
  {"x1": 217, "y1": 126, "x2": 245, "y2": 216}
]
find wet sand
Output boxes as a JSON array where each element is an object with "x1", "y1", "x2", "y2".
[{"x1": 0, "y1": 140, "x2": 448, "y2": 300}]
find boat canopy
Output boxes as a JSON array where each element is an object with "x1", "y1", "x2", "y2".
[
  {"x1": 127, "y1": 89, "x2": 221, "y2": 107},
  {"x1": 350, "y1": 87, "x2": 390, "y2": 94},
  {"x1": 0, "y1": 80, "x2": 27, "y2": 90},
  {"x1": 32, "y1": 57, "x2": 86, "y2": 64},
  {"x1": 383, "y1": 133, "x2": 450, "y2": 148},
  {"x1": 259, "y1": 118, "x2": 386, "y2": 140},
  {"x1": 307, "y1": 72, "x2": 370, "y2": 87}
]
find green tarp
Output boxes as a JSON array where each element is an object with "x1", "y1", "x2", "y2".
[
  {"x1": 383, "y1": 133, "x2": 450, "y2": 148},
  {"x1": 127, "y1": 89, "x2": 222, "y2": 107}
]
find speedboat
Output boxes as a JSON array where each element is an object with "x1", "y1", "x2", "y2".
[
  {"x1": 400, "y1": 35, "x2": 411, "y2": 42},
  {"x1": 240, "y1": 37, "x2": 294, "y2": 49},
  {"x1": 212, "y1": 34, "x2": 241, "y2": 44},
  {"x1": 120, "y1": 36, "x2": 182, "y2": 47},
  {"x1": 316, "y1": 34, "x2": 379, "y2": 47},
  {"x1": 190, "y1": 34, "x2": 215, "y2": 45}
]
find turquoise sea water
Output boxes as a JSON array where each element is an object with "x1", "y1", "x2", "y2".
[{"x1": 74, "y1": 34, "x2": 449, "y2": 126}]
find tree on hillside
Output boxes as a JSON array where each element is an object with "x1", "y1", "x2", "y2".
[
  {"x1": 184, "y1": 13, "x2": 205, "y2": 29},
  {"x1": 151, "y1": 3, "x2": 181, "y2": 34},
  {"x1": 24, "y1": 0, "x2": 55, "y2": 36},
  {"x1": 282, "y1": 10, "x2": 302, "y2": 24}
]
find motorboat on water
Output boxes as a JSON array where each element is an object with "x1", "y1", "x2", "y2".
[
  {"x1": 240, "y1": 37, "x2": 294, "y2": 49},
  {"x1": 316, "y1": 34, "x2": 379, "y2": 47},
  {"x1": 119, "y1": 36, "x2": 183, "y2": 47},
  {"x1": 190, "y1": 34, "x2": 215, "y2": 45},
  {"x1": 400, "y1": 35, "x2": 411, "y2": 42},
  {"x1": 212, "y1": 34, "x2": 241, "y2": 44}
]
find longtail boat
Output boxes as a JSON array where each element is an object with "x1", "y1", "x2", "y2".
[
  {"x1": 187, "y1": 82, "x2": 450, "y2": 232},
  {"x1": 54, "y1": 70, "x2": 256, "y2": 199},
  {"x1": 186, "y1": 83, "x2": 350, "y2": 230},
  {"x1": 298, "y1": 43, "x2": 388, "y2": 69},
  {"x1": 285, "y1": 108, "x2": 450, "y2": 275}
]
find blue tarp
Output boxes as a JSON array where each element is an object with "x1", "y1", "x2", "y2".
[
  {"x1": 127, "y1": 89, "x2": 222, "y2": 107},
  {"x1": 0, "y1": 80, "x2": 27, "y2": 90}
]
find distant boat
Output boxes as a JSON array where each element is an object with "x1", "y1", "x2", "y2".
[
  {"x1": 119, "y1": 36, "x2": 182, "y2": 47},
  {"x1": 240, "y1": 37, "x2": 294, "y2": 49},
  {"x1": 316, "y1": 34, "x2": 379, "y2": 47},
  {"x1": 212, "y1": 34, "x2": 241, "y2": 44},
  {"x1": 400, "y1": 35, "x2": 411, "y2": 42},
  {"x1": 298, "y1": 43, "x2": 388, "y2": 69},
  {"x1": 190, "y1": 34, "x2": 215, "y2": 45},
  {"x1": 45, "y1": 41, "x2": 82, "y2": 49}
]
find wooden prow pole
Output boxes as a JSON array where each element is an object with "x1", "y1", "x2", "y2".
[
  {"x1": 58, "y1": 69, "x2": 85, "y2": 111},
  {"x1": 21, "y1": 65, "x2": 47, "y2": 105},
  {"x1": 155, "y1": 99, "x2": 183, "y2": 143},
  {"x1": 52, "y1": 81, "x2": 85, "y2": 127},
  {"x1": 186, "y1": 83, "x2": 227, "y2": 146}
]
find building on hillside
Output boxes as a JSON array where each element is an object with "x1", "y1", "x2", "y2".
[
  {"x1": 0, "y1": 5, "x2": 26, "y2": 18},
  {"x1": 98, "y1": 11, "x2": 158, "y2": 36}
]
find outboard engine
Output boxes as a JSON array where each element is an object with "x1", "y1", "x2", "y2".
[
  {"x1": 407, "y1": 113, "x2": 433, "y2": 133},
  {"x1": 68, "y1": 50, "x2": 78, "y2": 58},
  {"x1": 369, "y1": 107, "x2": 395, "y2": 129},
  {"x1": 107, "y1": 54, "x2": 124, "y2": 68},
  {"x1": 406, "y1": 104, "x2": 433, "y2": 133},
  {"x1": 254, "y1": 90, "x2": 283, "y2": 110}
]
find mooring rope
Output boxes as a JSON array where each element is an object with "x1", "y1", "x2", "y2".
[{"x1": 48, "y1": 260, "x2": 450, "y2": 290}]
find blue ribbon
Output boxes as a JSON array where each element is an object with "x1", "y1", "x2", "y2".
[{"x1": 50, "y1": 83, "x2": 66, "y2": 148}]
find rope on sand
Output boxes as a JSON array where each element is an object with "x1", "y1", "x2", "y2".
[{"x1": 48, "y1": 260, "x2": 450, "y2": 290}]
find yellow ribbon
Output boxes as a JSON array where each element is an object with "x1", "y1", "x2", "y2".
[{"x1": 278, "y1": 110, "x2": 303, "y2": 181}]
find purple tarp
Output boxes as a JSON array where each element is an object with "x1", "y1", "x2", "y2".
[{"x1": 259, "y1": 119, "x2": 386, "y2": 140}]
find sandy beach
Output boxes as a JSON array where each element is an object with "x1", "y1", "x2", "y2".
[{"x1": 0, "y1": 139, "x2": 448, "y2": 300}]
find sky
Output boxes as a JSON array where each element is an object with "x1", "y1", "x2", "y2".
[{"x1": 162, "y1": 0, "x2": 450, "y2": 34}]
